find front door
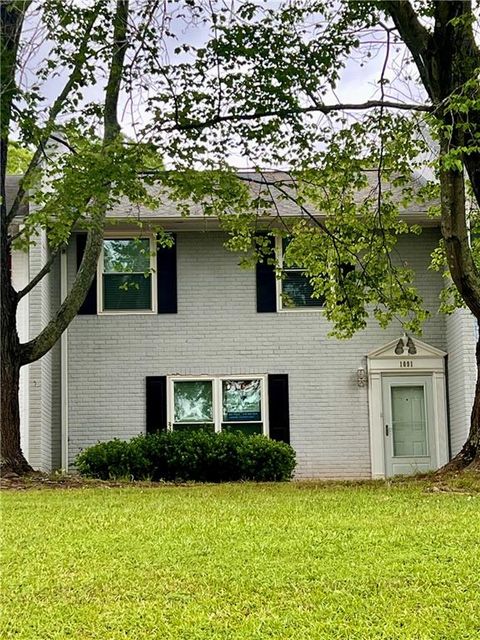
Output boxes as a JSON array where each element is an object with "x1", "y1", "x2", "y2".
[{"x1": 382, "y1": 376, "x2": 436, "y2": 477}]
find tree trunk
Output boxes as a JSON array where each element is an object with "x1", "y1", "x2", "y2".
[
  {"x1": 0, "y1": 360, "x2": 31, "y2": 475},
  {"x1": 0, "y1": 290, "x2": 32, "y2": 474},
  {"x1": 1, "y1": 0, "x2": 129, "y2": 476}
]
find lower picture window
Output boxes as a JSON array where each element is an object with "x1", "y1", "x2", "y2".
[
  {"x1": 222, "y1": 379, "x2": 263, "y2": 435},
  {"x1": 172, "y1": 380, "x2": 215, "y2": 432},
  {"x1": 169, "y1": 376, "x2": 266, "y2": 434}
]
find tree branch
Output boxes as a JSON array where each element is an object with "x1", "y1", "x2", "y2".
[
  {"x1": 6, "y1": 4, "x2": 102, "y2": 225},
  {"x1": 160, "y1": 99, "x2": 433, "y2": 133},
  {"x1": 1, "y1": 1, "x2": 31, "y2": 227},
  {"x1": 20, "y1": 0, "x2": 130, "y2": 366},
  {"x1": 237, "y1": 173, "x2": 418, "y2": 325},
  {"x1": 380, "y1": 0, "x2": 439, "y2": 102},
  {"x1": 16, "y1": 244, "x2": 63, "y2": 301},
  {"x1": 103, "y1": 0, "x2": 129, "y2": 140}
]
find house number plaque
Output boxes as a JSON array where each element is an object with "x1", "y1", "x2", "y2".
[{"x1": 399, "y1": 360, "x2": 414, "y2": 368}]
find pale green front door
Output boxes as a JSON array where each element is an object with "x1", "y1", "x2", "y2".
[{"x1": 382, "y1": 376, "x2": 436, "y2": 477}]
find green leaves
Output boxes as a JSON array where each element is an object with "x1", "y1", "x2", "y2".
[
  {"x1": 11, "y1": 135, "x2": 168, "y2": 252},
  {"x1": 5, "y1": 0, "x2": 480, "y2": 344},
  {"x1": 217, "y1": 103, "x2": 436, "y2": 338},
  {"x1": 5, "y1": 141, "x2": 33, "y2": 174}
]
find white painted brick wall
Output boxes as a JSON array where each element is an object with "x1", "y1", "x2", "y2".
[
  {"x1": 446, "y1": 309, "x2": 477, "y2": 454},
  {"x1": 64, "y1": 228, "x2": 450, "y2": 477}
]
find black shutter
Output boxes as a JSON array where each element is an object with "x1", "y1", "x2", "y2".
[
  {"x1": 268, "y1": 374, "x2": 290, "y2": 444},
  {"x1": 256, "y1": 235, "x2": 277, "y2": 312},
  {"x1": 76, "y1": 233, "x2": 97, "y2": 315},
  {"x1": 146, "y1": 376, "x2": 167, "y2": 433},
  {"x1": 157, "y1": 234, "x2": 177, "y2": 313}
]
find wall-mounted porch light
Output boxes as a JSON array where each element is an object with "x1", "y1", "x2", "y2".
[{"x1": 356, "y1": 366, "x2": 367, "y2": 387}]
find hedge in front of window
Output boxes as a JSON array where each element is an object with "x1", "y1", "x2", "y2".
[{"x1": 75, "y1": 431, "x2": 296, "y2": 482}]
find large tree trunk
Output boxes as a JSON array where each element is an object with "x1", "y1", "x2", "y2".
[
  {"x1": 0, "y1": 280, "x2": 32, "y2": 474},
  {"x1": 0, "y1": 0, "x2": 129, "y2": 476},
  {"x1": 1, "y1": 1, "x2": 32, "y2": 474},
  {"x1": 0, "y1": 359, "x2": 31, "y2": 475}
]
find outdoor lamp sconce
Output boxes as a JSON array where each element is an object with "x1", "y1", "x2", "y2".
[{"x1": 357, "y1": 367, "x2": 367, "y2": 388}]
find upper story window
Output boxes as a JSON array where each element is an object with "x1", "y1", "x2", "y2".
[
  {"x1": 277, "y1": 237, "x2": 325, "y2": 310},
  {"x1": 99, "y1": 236, "x2": 156, "y2": 313}
]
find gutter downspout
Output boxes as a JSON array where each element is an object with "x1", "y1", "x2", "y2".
[{"x1": 60, "y1": 248, "x2": 69, "y2": 471}]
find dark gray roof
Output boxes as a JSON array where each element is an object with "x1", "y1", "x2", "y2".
[
  {"x1": 6, "y1": 170, "x2": 437, "y2": 229},
  {"x1": 107, "y1": 170, "x2": 436, "y2": 225}
]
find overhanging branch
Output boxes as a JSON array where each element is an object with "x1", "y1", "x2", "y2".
[
  {"x1": 160, "y1": 99, "x2": 433, "y2": 133},
  {"x1": 6, "y1": 4, "x2": 102, "y2": 225},
  {"x1": 381, "y1": 0, "x2": 438, "y2": 102},
  {"x1": 20, "y1": 0, "x2": 130, "y2": 366},
  {"x1": 236, "y1": 173, "x2": 417, "y2": 323}
]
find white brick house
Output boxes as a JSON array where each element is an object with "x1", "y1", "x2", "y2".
[{"x1": 8, "y1": 173, "x2": 477, "y2": 478}]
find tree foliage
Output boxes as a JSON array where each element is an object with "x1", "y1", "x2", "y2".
[{"x1": 6, "y1": 141, "x2": 32, "y2": 174}]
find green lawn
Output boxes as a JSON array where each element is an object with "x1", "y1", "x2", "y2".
[{"x1": 2, "y1": 481, "x2": 480, "y2": 639}]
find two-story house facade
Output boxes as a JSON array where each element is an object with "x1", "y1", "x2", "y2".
[{"x1": 9, "y1": 173, "x2": 477, "y2": 478}]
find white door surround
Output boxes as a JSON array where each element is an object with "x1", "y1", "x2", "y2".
[
  {"x1": 382, "y1": 375, "x2": 436, "y2": 476},
  {"x1": 367, "y1": 336, "x2": 449, "y2": 478}
]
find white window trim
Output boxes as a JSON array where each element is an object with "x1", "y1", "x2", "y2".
[
  {"x1": 97, "y1": 231, "x2": 157, "y2": 315},
  {"x1": 275, "y1": 236, "x2": 324, "y2": 313},
  {"x1": 167, "y1": 375, "x2": 268, "y2": 435}
]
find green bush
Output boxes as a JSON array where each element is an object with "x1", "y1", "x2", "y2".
[{"x1": 76, "y1": 431, "x2": 296, "y2": 482}]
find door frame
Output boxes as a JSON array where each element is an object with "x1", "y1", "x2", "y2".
[
  {"x1": 382, "y1": 375, "x2": 436, "y2": 477},
  {"x1": 367, "y1": 337, "x2": 449, "y2": 478}
]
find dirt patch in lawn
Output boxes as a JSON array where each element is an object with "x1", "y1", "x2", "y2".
[
  {"x1": 0, "y1": 472, "x2": 162, "y2": 491},
  {"x1": 2, "y1": 469, "x2": 480, "y2": 492}
]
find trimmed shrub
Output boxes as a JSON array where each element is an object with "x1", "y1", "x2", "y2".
[
  {"x1": 74, "y1": 438, "x2": 149, "y2": 480},
  {"x1": 76, "y1": 431, "x2": 296, "y2": 482}
]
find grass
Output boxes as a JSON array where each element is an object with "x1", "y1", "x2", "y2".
[{"x1": 1, "y1": 480, "x2": 480, "y2": 639}]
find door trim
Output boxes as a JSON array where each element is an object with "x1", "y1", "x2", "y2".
[
  {"x1": 382, "y1": 375, "x2": 434, "y2": 477},
  {"x1": 367, "y1": 337, "x2": 449, "y2": 478}
]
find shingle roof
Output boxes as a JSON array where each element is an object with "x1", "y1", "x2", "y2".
[
  {"x1": 106, "y1": 170, "x2": 436, "y2": 224},
  {"x1": 6, "y1": 170, "x2": 437, "y2": 228}
]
